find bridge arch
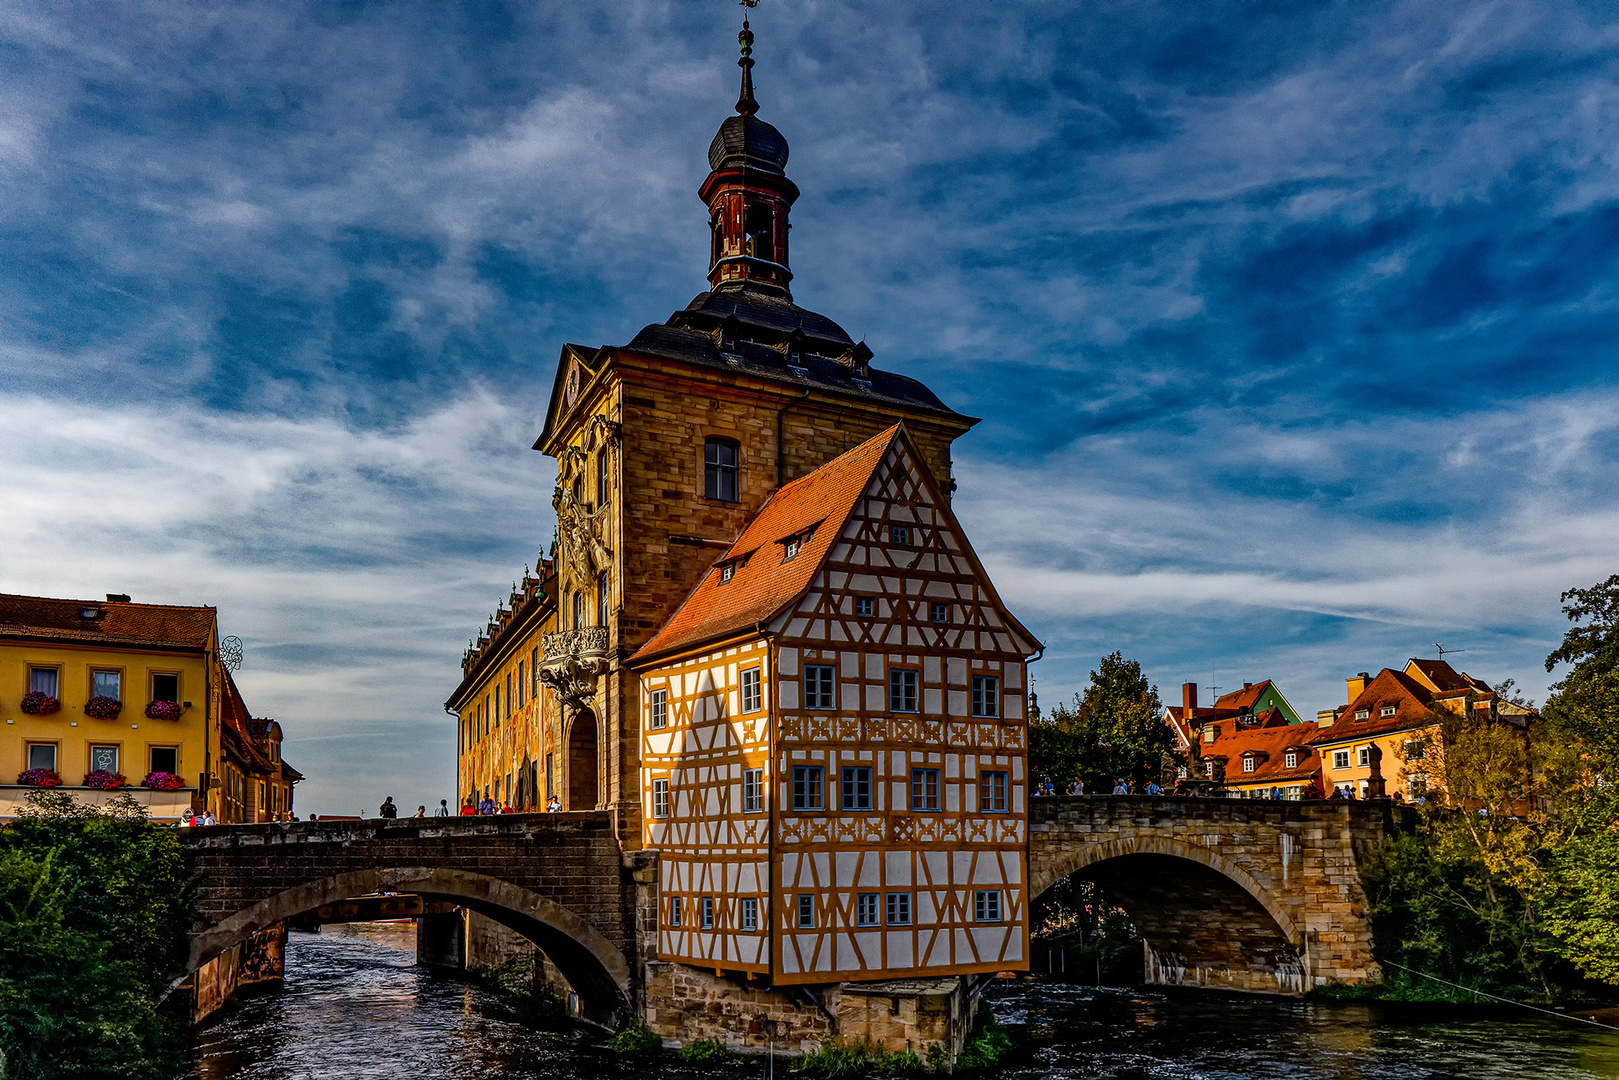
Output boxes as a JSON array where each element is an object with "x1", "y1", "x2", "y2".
[
  {"x1": 186, "y1": 866, "x2": 632, "y2": 1024},
  {"x1": 1032, "y1": 832, "x2": 1309, "y2": 993},
  {"x1": 1032, "y1": 834, "x2": 1301, "y2": 946}
]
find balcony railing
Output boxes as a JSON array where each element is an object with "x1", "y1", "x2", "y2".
[
  {"x1": 539, "y1": 626, "x2": 611, "y2": 715},
  {"x1": 542, "y1": 626, "x2": 609, "y2": 662}
]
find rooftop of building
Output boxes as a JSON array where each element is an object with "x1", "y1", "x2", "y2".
[
  {"x1": 0, "y1": 592, "x2": 215, "y2": 651},
  {"x1": 1199, "y1": 717, "x2": 1323, "y2": 786}
]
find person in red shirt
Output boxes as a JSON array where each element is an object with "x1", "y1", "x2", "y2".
[{"x1": 459, "y1": 797, "x2": 477, "y2": 815}]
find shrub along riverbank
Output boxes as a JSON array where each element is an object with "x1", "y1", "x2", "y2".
[{"x1": 0, "y1": 789, "x2": 192, "y2": 1080}]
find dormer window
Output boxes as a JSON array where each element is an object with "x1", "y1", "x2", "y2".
[
  {"x1": 1355, "y1": 709, "x2": 1370, "y2": 720},
  {"x1": 784, "y1": 537, "x2": 799, "y2": 560},
  {"x1": 1242, "y1": 756, "x2": 1257, "y2": 773},
  {"x1": 779, "y1": 525, "x2": 815, "y2": 562},
  {"x1": 719, "y1": 564, "x2": 735, "y2": 584},
  {"x1": 1284, "y1": 751, "x2": 1298, "y2": 770},
  {"x1": 1380, "y1": 705, "x2": 1397, "y2": 718}
]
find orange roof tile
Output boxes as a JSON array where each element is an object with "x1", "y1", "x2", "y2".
[
  {"x1": 633, "y1": 425, "x2": 904, "y2": 662},
  {"x1": 1202, "y1": 720, "x2": 1324, "y2": 785},
  {"x1": 0, "y1": 593, "x2": 215, "y2": 651},
  {"x1": 1314, "y1": 668, "x2": 1450, "y2": 744}
]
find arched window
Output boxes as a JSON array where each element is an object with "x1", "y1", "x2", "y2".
[
  {"x1": 744, "y1": 205, "x2": 773, "y2": 262},
  {"x1": 596, "y1": 449, "x2": 610, "y2": 506},
  {"x1": 710, "y1": 207, "x2": 724, "y2": 267},
  {"x1": 597, "y1": 572, "x2": 610, "y2": 627},
  {"x1": 705, "y1": 438, "x2": 739, "y2": 502},
  {"x1": 571, "y1": 590, "x2": 584, "y2": 630}
]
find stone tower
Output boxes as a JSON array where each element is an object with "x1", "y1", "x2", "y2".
[{"x1": 532, "y1": 21, "x2": 977, "y2": 828}]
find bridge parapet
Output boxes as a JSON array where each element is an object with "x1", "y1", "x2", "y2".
[{"x1": 1029, "y1": 796, "x2": 1413, "y2": 993}]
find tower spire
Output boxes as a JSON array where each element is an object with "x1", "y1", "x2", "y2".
[{"x1": 736, "y1": 9, "x2": 758, "y2": 117}]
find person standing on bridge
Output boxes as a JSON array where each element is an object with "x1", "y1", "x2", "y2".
[
  {"x1": 546, "y1": 794, "x2": 561, "y2": 812},
  {"x1": 460, "y1": 797, "x2": 477, "y2": 815},
  {"x1": 1112, "y1": 779, "x2": 1129, "y2": 795},
  {"x1": 379, "y1": 796, "x2": 398, "y2": 819},
  {"x1": 1066, "y1": 777, "x2": 1084, "y2": 796},
  {"x1": 1146, "y1": 779, "x2": 1163, "y2": 796},
  {"x1": 435, "y1": 799, "x2": 451, "y2": 817},
  {"x1": 413, "y1": 805, "x2": 426, "y2": 818},
  {"x1": 477, "y1": 794, "x2": 496, "y2": 815}
]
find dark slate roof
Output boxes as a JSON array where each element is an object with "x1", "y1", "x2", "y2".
[
  {"x1": 709, "y1": 114, "x2": 789, "y2": 175},
  {"x1": 620, "y1": 284, "x2": 969, "y2": 420}
]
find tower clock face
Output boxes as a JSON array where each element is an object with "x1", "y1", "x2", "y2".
[{"x1": 566, "y1": 365, "x2": 580, "y2": 405}]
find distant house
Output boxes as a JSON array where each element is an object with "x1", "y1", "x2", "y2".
[
  {"x1": 0, "y1": 591, "x2": 298, "y2": 821},
  {"x1": 1165, "y1": 680, "x2": 1308, "y2": 781},
  {"x1": 1313, "y1": 658, "x2": 1532, "y2": 800},
  {"x1": 1196, "y1": 720, "x2": 1323, "y2": 799}
]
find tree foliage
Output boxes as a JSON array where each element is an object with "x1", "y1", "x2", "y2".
[
  {"x1": 1029, "y1": 652, "x2": 1169, "y2": 791},
  {"x1": 0, "y1": 790, "x2": 192, "y2": 1079}
]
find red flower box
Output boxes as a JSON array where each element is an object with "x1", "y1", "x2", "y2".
[
  {"x1": 18, "y1": 769, "x2": 62, "y2": 787},
  {"x1": 142, "y1": 771, "x2": 186, "y2": 791},
  {"x1": 84, "y1": 695, "x2": 122, "y2": 719},
  {"x1": 145, "y1": 700, "x2": 182, "y2": 721},
  {"x1": 84, "y1": 770, "x2": 126, "y2": 790},
  {"x1": 21, "y1": 692, "x2": 60, "y2": 716}
]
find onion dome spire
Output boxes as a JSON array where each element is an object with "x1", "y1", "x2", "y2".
[
  {"x1": 701, "y1": 7, "x2": 799, "y2": 294},
  {"x1": 737, "y1": 16, "x2": 759, "y2": 117}
]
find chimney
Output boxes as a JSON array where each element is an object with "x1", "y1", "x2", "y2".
[
  {"x1": 106, "y1": 593, "x2": 131, "y2": 603},
  {"x1": 1347, "y1": 672, "x2": 1371, "y2": 703},
  {"x1": 1317, "y1": 708, "x2": 1338, "y2": 729},
  {"x1": 1182, "y1": 682, "x2": 1197, "y2": 716},
  {"x1": 1243, "y1": 681, "x2": 1252, "y2": 690}
]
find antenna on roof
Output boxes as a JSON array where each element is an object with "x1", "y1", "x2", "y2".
[{"x1": 1433, "y1": 643, "x2": 1465, "y2": 658}]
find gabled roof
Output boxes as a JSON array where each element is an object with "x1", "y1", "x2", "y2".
[
  {"x1": 1405, "y1": 658, "x2": 1491, "y2": 696},
  {"x1": 1314, "y1": 668, "x2": 1448, "y2": 745},
  {"x1": 632, "y1": 425, "x2": 904, "y2": 662},
  {"x1": 219, "y1": 667, "x2": 273, "y2": 774},
  {"x1": 0, "y1": 593, "x2": 215, "y2": 651},
  {"x1": 1205, "y1": 720, "x2": 1324, "y2": 785}
]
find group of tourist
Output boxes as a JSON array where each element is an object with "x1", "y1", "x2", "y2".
[
  {"x1": 454, "y1": 793, "x2": 563, "y2": 815},
  {"x1": 1034, "y1": 776, "x2": 1168, "y2": 797}
]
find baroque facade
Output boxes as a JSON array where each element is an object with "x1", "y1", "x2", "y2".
[{"x1": 449, "y1": 21, "x2": 1039, "y2": 1052}]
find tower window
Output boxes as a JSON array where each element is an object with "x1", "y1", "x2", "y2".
[
  {"x1": 596, "y1": 450, "x2": 610, "y2": 506},
  {"x1": 598, "y1": 572, "x2": 611, "y2": 626},
  {"x1": 704, "y1": 438, "x2": 740, "y2": 502},
  {"x1": 745, "y1": 205, "x2": 774, "y2": 262},
  {"x1": 710, "y1": 207, "x2": 724, "y2": 268}
]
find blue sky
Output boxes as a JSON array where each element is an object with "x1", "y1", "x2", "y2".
[{"x1": 3, "y1": 0, "x2": 1617, "y2": 815}]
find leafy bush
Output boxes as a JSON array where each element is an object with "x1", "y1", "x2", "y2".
[
  {"x1": 0, "y1": 788, "x2": 192, "y2": 1079},
  {"x1": 677, "y1": 1036, "x2": 732, "y2": 1064},
  {"x1": 955, "y1": 1021, "x2": 1012, "y2": 1072},
  {"x1": 794, "y1": 1037, "x2": 923, "y2": 1078},
  {"x1": 607, "y1": 1019, "x2": 662, "y2": 1056}
]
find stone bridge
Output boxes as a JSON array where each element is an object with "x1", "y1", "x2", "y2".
[
  {"x1": 179, "y1": 812, "x2": 654, "y2": 1025},
  {"x1": 180, "y1": 797, "x2": 1409, "y2": 1025},
  {"x1": 1029, "y1": 796, "x2": 1412, "y2": 993}
]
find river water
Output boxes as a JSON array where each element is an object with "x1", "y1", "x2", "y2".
[{"x1": 192, "y1": 923, "x2": 1619, "y2": 1080}]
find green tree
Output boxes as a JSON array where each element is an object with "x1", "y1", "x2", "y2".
[
  {"x1": 1029, "y1": 652, "x2": 1169, "y2": 792},
  {"x1": 0, "y1": 790, "x2": 192, "y2": 1079},
  {"x1": 1536, "y1": 573, "x2": 1619, "y2": 984}
]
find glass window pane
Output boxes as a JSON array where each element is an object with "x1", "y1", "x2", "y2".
[
  {"x1": 92, "y1": 671, "x2": 120, "y2": 699},
  {"x1": 90, "y1": 746, "x2": 118, "y2": 773},
  {"x1": 151, "y1": 673, "x2": 179, "y2": 702},
  {"x1": 150, "y1": 747, "x2": 178, "y2": 774},
  {"x1": 28, "y1": 744, "x2": 56, "y2": 771},
  {"x1": 29, "y1": 669, "x2": 57, "y2": 697}
]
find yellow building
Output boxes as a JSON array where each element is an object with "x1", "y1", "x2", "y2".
[
  {"x1": 0, "y1": 592, "x2": 298, "y2": 821},
  {"x1": 1314, "y1": 657, "x2": 1532, "y2": 801}
]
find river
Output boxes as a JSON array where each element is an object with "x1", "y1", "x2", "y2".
[{"x1": 191, "y1": 923, "x2": 1619, "y2": 1079}]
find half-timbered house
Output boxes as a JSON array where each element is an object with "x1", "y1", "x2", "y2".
[{"x1": 632, "y1": 424, "x2": 1039, "y2": 984}]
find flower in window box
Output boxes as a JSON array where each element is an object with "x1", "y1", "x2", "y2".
[
  {"x1": 84, "y1": 695, "x2": 122, "y2": 719},
  {"x1": 142, "y1": 771, "x2": 186, "y2": 791},
  {"x1": 20, "y1": 692, "x2": 60, "y2": 716},
  {"x1": 84, "y1": 770, "x2": 126, "y2": 790},
  {"x1": 17, "y1": 769, "x2": 62, "y2": 788},
  {"x1": 145, "y1": 700, "x2": 183, "y2": 721}
]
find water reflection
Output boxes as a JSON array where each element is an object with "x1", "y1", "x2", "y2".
[{"x1": 193, "y1": 924, "x2": 1619, "y2": 1080}]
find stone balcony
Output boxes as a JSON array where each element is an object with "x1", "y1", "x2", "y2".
[{"x1": 539, "y1": 626, "x2": 612, "y2": 715}]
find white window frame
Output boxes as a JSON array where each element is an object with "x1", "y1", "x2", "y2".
[
  {"x1": 856, "y1": 892, "x2": 880, "y2": 927},
  {"x1": 804, "y1": 665, "x2": 835, "y2": 710},
  {"x1": 743, "y1": 768, "x2": 765, "y2": 813},
  {"x1": 971, "y1": 675, "x2": 999, "y2": 718},
  {"x1": 1332, "y1": 750, "x2": 1350, "y2": 770},
  {"x1": 1357, "y1": 746, "x2": 1372, "y2": 767},
  {"x1": 741, "y1": 897, "x2": 758, "y2": 932},
  {"x1": 1242, "y1": 756, "x2": 1256, "y2": 773},
  {"x1": 90, "y1": 669, "x2": 121, "y2": 701},
  {"x1": 652, "y1": 777, "x2": 671, "y2": 819},
  {"x1": 27, "y1": 743, "x2": 57, "y2": 772},
  {"x1": 649, "y1": 687, "x2": 667, "y2": 730},
  {"x1": 1284, "y1": 752, "x2": 1298, "y2": 770},
  {"x1": 741, "y1": 667, "x2": 762, "y2": 713}
]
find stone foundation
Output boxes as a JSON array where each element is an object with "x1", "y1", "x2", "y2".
[
  {"x1": 192, "y1": 923, "x2": 286, "y2": 1023},
  {"x1": 643, "y1": 961, "x2": 975, "y2": 1060}
]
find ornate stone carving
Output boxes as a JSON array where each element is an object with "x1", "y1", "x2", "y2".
[
  {"x1": 553, "y1": 484, "x2": 613, "y2": 586},
  {"x1": 539, "y1": 627, "x2": 611, "y2": 717}
]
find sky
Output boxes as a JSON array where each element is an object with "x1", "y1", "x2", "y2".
[{"x1": 3, "y1": 0, "x2": 1617, "y2": 816}]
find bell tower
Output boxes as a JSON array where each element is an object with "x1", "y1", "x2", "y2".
[{"x1": 700, "y1": 17, "x2": 799, "y2": 295}]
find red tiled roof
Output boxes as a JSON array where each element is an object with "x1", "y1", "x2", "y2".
[
  {"x1": 0, "y1": 593, "x2": 215, "y2": 651},
  {"x1": 220, "y1": 667, "x2": 275, "y2": 773},
  {"x1": 1314, "y1": 668, "x2": 1449, "y2": 745},
  {"x1": 633, "y1": 425, "x2": 904, "y2": 661},
  {"x1": 1203, "y1": 720, "x2": 1324, "y2": 785},
  {"x1": 1212, "y1": 681, "x2": 1272, "y2": 712}
]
